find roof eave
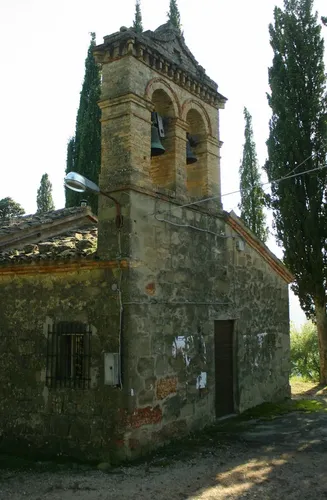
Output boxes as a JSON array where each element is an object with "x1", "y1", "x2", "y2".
[{"x1": 0, "y1": 207, "x2": 97, "y2": 253}]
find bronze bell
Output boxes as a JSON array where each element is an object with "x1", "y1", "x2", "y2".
[
  {"x1": 186, "y1": 136, "x2": 198, "y2": 164},
  {"x1": 151, "y1": 125, "x2": 165, "y2": 157}
]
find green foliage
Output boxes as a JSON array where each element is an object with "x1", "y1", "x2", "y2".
[
  {"x1": 0, "y1": 197, "x2": 25, "y2": 222},
  {"x1": 322, "y1": 16, "x2": 327, "y2": 26},
  {"x1": 291, "y1": 322, "x2": 320, "y2": 381},
  {"x1": 239, "y1": 108, "x2": 268, "y2": 243},
  {"x1": 265, "y1": 0, "x2": 327, "y2": 320},
  {"x1": 36, "y1": 173, "x2": 55, "y2": 214},
  {"x1": 241, "y1": 399, "x2": 325, "y2": 419},
  {"x1": 133, "y1": 0, "x2": 143, "y2": 33},
  {"x1": 65, "y1": 32, "x2": 101, "y2": 214},
  {"x1": 167, "y1": 0, "x2": 181, "y2": 32}
]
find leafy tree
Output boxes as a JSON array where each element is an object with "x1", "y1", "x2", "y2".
[
  {"x1": 65, "y1": 32, "x2": 101, "y2": 214},
  {"x1": 167, "y1": 0, "x2": 181, "y2": 32},
  {"x1": 322, "y1": 16, "x2": 327, "y2": 26},
  {"x1": 36, "y1": 173, "x2": 55, "y2": 213},
  {"x1": 291, "y1": 322, "x2": 320, "y2": 381},
  {"x1": 239, "y1": 107, "x2": 268, "y2": 243},
  {"x1": 265, "y1": 0, "x2": 327, "y2": 382},
  {"x1": 133, "y1": 0, "x2": 143, "y2": 33},
  {"x1": 0, "y1": 197, "x2": 25, "y2": 222}
]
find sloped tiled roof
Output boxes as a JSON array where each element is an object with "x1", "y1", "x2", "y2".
[
  {"x1": 0, "y1": 228, "x2": 98, "y2": 264},
  {"x1": 0, "y1": 207, "x2": 90, "y2": 238},
  {"x1": 0, "y1": 206, "x2": 98, "y2": 264}
]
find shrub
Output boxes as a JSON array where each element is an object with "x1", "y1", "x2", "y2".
[{"x1": 290, "y1": 321, "x2": 320, "y2": 381}]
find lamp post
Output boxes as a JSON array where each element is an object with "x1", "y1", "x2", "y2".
[{"x1": 64, "y1": 172, "x2": 123, "y2": 228}]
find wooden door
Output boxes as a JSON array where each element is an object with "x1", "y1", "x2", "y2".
[{"x1": 214, "y1": 320, "x2": 234, "y2": 417}]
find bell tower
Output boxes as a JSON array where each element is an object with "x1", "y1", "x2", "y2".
[
  {"x1": 93, "y1": 23, "x2": 226, "y2": 216},
  {"x1": 93, "y1": 23, "x2": 229, "y2": 455}
]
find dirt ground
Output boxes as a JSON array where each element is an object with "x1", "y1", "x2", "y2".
[{"x1": 1, "y1": 380, "x2": 327, "y2": 500}]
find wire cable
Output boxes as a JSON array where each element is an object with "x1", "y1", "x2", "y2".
[
  {"x1": 276, "y1": 154, "x2": 314, "y2": 182},
  {"x1": 147, "y1": 160, "x2": 327, "y2": 218}
]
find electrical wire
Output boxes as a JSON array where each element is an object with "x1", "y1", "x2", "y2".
[
  {"x1": 154, "y1": 212, "x2": 230, "y2": 238},
  {"x1": 268, "y1": 163, "x2": 327, "y2": 186},
  {"x1": 274, "y1": 154, "x2": 314, "y2": 183},
  {"x1": 147, "y1": 157, "x2": 327, "y2": 218},
  {"x1": 201, "y1": 163, "x2": 327, "y2": 203}
]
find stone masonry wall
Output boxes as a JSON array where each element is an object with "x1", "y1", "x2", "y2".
[
  {"x1": 0, "y1": 267, "x2": 127, "y2": 463},
  {"x1": 225, "y1": 224, "x2": 291, "y2": 412},
  {"x1": 119, "y1": 192, "x2": 290, "y2": 457},
  {"x1": 120, "y1": 192, "x2": 226, "y2": 456},
  {"x1": 0, "y1": 208, "x2": 290, "y2": 463}
]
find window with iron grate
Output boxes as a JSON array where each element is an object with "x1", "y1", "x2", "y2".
[{"x1": 46, "y1": 322, "x2": 91, "y2": 389}]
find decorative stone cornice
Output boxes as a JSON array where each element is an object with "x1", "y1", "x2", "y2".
[
  {"x1": 98, "y1": 93, "x2": 153, "y2": 117},
  {"x1": 94, "y1": 24, "x2": 227, "y2": 110}
]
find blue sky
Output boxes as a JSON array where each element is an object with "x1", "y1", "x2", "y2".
[{"x1": 0, "y1": 0, "x2": 326, "y2": 326}]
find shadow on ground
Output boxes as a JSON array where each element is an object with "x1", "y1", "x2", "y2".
[{"x1": 1, "y1": 398, "x2": 327, "y2": 499}]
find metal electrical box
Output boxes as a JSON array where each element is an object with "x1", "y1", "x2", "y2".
[{"x1": 104, "y1": 353, "x2": 120, "y2": 386}]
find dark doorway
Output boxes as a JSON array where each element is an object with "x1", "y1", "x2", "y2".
[{"x1": 214, "y1": 320, "x2": 234, "y2": 417}]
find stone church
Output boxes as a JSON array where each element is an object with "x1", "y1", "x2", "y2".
[{"x1": 0, "y1": 22, "x2": 292, "y2": 463}]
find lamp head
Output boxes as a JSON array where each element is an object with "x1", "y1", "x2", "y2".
[{"x1": 64, "y1": 172, "x2": 100, "y2": 194}]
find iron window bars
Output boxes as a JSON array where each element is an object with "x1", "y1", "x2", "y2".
[{"x1": 46, "y1": 321, "x2": 91, "y2": 389}]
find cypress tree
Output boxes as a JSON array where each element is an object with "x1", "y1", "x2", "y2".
[
  {"x1": 167, "y1": 0, "x2": 181, "y2": 32},
  {"x1": 65, "y1": 32, "x2": 101, "y2": 214},
  {"x1": 239, "y1": 108, "x2": 268, "y2": 243},
  {"x1": 65, "y1": 137, "x2": 76, "y2": 209},
  {"x1": 265, "y1": 0, "x2": 327, "y2": 382},
  {"x1": 133, "y1": 0, "x2": 143, "y2": 33},
  {"x1": 36, "y1": 173, "x2": 55, "y2": 214}
]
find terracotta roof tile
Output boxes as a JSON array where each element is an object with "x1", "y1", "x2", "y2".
[
  {"x1": 0, "y1": 207, "x2": 91, "y2": 237},
  {"x1": 0, "y1": 229, "x2": 98, "y2": 264},
  {"x1": 0, "y1": 207, "x2": 98, "y2": 265}
]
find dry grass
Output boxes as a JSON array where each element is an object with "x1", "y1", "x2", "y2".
[
  {"x1": 291, "y1": 377, "x2": 327, "y2": 399},
  {"x1": 291, "y1": 377, "x2": 317, "y2": 396}
]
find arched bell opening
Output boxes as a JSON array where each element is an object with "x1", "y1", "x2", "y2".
[
  {"x1": 186, "y1": 109, "x2": 207, "y2": 198},
  {"x1": 150, "y1": 89, "x2": 177, "y2": 189}
]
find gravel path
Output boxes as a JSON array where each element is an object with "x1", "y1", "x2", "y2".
[
  {"x1": 1, "y1": 385, "x2": 327, "y2": 499},
  {"x1": 1, "y1": 411, "x2": 327, "y2": 500}
]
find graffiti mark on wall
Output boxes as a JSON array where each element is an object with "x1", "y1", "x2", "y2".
[
  {"x1": 172, "y1": 336, "x2": 192, "y2": 366},
  {"x1": 172, "y1": 331, "x2": 208, "y2": 369}
]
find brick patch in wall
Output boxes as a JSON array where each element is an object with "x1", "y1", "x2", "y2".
[
  {"x1": 156, "y1": 376, "x2": 178, "y2": 400},
  {"x1": 145, "y1": 282, "x2": 156, "y2": 295},
  {"x1": 130, "y1": 405, "x2": 162, "y2": 429}
]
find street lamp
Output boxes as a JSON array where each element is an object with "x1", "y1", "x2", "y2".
[{"x1": 64, "y1": 172, "x2": 123, "y2": 228}]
